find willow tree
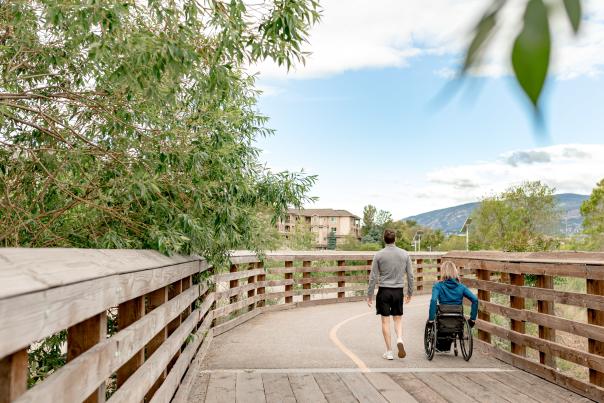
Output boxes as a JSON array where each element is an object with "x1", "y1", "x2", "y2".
[
  {"x1": 581, "y1": 179, "x2": 604, "y2": 250},
  {"x1": 0, "y1": 1, "x2": 320, "y2": 261}
]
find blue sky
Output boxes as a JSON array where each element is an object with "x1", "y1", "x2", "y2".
[{"x1": 253, "y1": 0, "x2": 604, "y2": 218}]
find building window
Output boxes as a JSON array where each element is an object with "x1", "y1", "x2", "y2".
[
  {"x1": 330, "y1": 217, "x2": 336, "y2": 222},
  {"x1": 285, "y1": 225, "x2": 290, "y2": 232},
  {"x1": 331, "y1": 227, "x2": 337, "y2": 233}
]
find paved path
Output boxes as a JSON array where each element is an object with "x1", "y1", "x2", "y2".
[{"x1": 186, "y1": 295, "x2": 591, "y2": 402}]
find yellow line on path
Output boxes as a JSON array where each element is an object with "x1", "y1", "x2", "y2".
[{"x1": 329, "y1": 311, "x2": 372, "y2": 372}]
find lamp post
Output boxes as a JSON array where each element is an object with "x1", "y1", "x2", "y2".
[
  {"x1": 412, "y1": 230, "x2": 424, "y2": 252},
  {"x1": 460, "y1": 217, "x2": 472, "y2": 251}
]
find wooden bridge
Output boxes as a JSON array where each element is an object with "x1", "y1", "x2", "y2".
[{"x1": 1, "y1": 249, "x2": 603, "y2": 402}]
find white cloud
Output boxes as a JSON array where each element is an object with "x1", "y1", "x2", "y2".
[
  {"x1": 297, "y1": 144, "x2": 604, "y2": 219},
  {"x1": 417, "y1": 144, "x2": 603, "y2": 209},
  {"x1": 252, "y1": 0, "x2": 604, "y2": 81}
]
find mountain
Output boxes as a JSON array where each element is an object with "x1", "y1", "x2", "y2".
[{"x1": 403, "y1": 193, "x2": 590, "y2": 235}]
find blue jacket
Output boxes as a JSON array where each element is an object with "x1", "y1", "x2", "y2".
[{"x1": 429, "y1": 279, "x2": 478, "y2": 321}]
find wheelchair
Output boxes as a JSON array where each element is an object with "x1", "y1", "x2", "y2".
[{"x1": 424, "y1": 304, "x2": 473, "y2": 361}]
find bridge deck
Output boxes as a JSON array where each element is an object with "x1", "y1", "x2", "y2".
[{"x1": 185, "y1": 295, "x2": 592, "y2": 402}]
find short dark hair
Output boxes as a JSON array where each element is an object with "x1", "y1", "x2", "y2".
[{"x1": 384, "y1": 229, "x2": 396, "y2": 244}]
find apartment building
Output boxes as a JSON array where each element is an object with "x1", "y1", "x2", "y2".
[{"x1": 278, "y1": 208, "x2": 361, "y2": 248}]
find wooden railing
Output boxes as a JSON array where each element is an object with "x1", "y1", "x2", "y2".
[
  {"x1": 0, "y1": 249, "x2": 441, "y2": 403},
  {"x1": 445, "y1": 251, "x2": 604, "y2": 402},
  {"x1": 211, "y1": 251, "x2": 442, "y2": 337}
]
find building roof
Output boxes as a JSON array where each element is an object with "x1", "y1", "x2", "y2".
[{"x1": 288, "y1": 208, "x2": 360, "y2": 219}]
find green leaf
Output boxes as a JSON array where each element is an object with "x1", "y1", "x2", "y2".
[
  {"x1": 511, "y1": 0, "x2": 551, "y2": 108},
  {"x1": 563, "y1": 0, "x2": 582, "y2": 33},
  {"x1": 463, "y1": 0, "x2": 504, "y2": 72}
]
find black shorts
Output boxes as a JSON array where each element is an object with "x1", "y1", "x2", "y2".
[{"x1": 376, "y1": 287, "x2": 404, "y2": 316}]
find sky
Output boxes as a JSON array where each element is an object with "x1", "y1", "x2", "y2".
[{"x1": 252, "y1": 0, "x2": 604, "y2": 219}]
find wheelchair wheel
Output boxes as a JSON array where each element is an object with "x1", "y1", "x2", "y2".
[
  {"x1": 459, "y1": 318, "x2": 473, "y2": 361},
  {"x1": 424, "y1": 321, "x2": 436, "y2": 360}
]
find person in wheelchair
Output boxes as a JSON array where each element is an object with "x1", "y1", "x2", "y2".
[{"x1": 427, "y1": 261, "x2": 478, "y2": 356}]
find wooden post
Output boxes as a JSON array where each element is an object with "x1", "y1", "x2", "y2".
[
  {"x1": 67, "y1": 313, "x2": 107, "y2": 403},
  {"x1": 181, "y1": 275, "x2": 192, "y2": 321},
  {"x1": 416, "y1": 258, "x2": 423, "y2": 293},
  {"x1": 0, "y1": 349, "x2": 28, "y2": 403},
  {"x1": 285, "y1": 261, "x2": 293, "y2": 304},
  {"x1": 367, "y1": 260, "x2": 373, "y2": 290},
  {"x1": 337, "y1": 260, "x2": 345, "y2": 299},
  {"x1": 587, "y1": 278, "x2": 604, "y2": 387},
  {"x1": 117, "y1": 296, "x2": 145, "y2": 387},
  {"x1": 229, "y1": 264, "x2": 239, "y2": 306},
  {"x1": 247, "y1": 263, "x2": 256, "y2": 311},
  {"x1": 167, "y1": 279, "x2": 183, "y2": 371},
  {"x1": 476, "y1": 264, "x2": 491, "y2": 343},
  {"x1": 302, "y1": 261, "x2": 311, "y2": 302},
  {"x1": 256, "y1": 262, "x2": 265, "y2": 308},
  {"x1": 509, "y1": 273, "x2": 526, "y2": 357},
  {"x1": 436, "y1": 258, "x2": 442, "y2": 281},
  {"x1": 145, "y1": 287, "x2": 168, "y2": 401},
  {"x1": 536, "y1": 274, "x2": 555, "y2": 367}
]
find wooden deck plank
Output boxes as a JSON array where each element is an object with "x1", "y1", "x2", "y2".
[
  {"x1": 443, "y1": 372, "x2": 512, "y2": 403},
  {"x1": 506, "y1": 370, "x2": 593, "y2": 403},
  {"x1": 490, "y1": 372, "x2": 572, "y2": 403},
  {"x1": 262, "y1": 373, "x2": 296, "y2": 403},
  {"x1": 289, "y1": 373, "x2": 328, "y2": 403},
  {"x1": 468, "y1": 373, "x2": 540, "y2": 403},
  {"x1": 184, "y1": 373, "x2": 209, "y2": 403},
  {"x1": 414, "y1": 372, "x2": 479, "y2": 403},
  {"x1": 236, "y1": 372, "x2": 266, "y2": 403},
  {"x1": 364, "y1": 372, "x2": 417, "y2": 403},
  {"x1": 339, "y1": 373, "x2": 387, "y2": 403},
  {"x1": 313, "y1": 373, "x2": 358, "y2": 403},
  {"x1": 205, "y1": 372, "x2": 236, "y2": 403},
  {"x1": 388, "y1": 373, "x2": 448, "y2": 403}
]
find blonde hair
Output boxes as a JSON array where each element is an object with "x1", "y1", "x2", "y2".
[{"x1": 440, "y1": 261, "x2": 459, "y2": 281}]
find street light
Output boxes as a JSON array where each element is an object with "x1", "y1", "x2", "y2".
[
  {"x1": 412, "y1": 230, "x2": 424, "y2": 252},
  {"x1": 460, "y1": 217, "x2": 472, "y2": 251}
]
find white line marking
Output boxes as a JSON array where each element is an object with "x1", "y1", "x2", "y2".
[{"x1": 200, "y1": 368, "x2": 517, "y2": 374}]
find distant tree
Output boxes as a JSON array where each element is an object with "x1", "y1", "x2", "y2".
[
  {"x1": 361, "y1": 204, "x2": 393, "y2": 243},
  {"x1": 580, "y1": 179, "x2": 604, "y2": 250},
  {"x1": 471, "y1": 181, "x2": 560, "y2": 251},
  {"x1": 283, "y1": 221, "x2": 316, "y2": 250},
  {"x1": 362, "y1": 205, "x2": 377, "y2": 236},
  {"x1": 439, "y1": 234, "x2": 469, "y2": 251},
  {"x1": 422, "y1": 229, "x2": 445, "y2": 250}
]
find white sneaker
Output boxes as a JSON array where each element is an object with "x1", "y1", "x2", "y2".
[{"x1": 382, "y1": 351, "x2": 394, "y2": 360}]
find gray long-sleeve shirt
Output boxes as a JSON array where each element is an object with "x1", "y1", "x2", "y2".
[{"x1": 367, "y1": 244, "x2": 414, "y2": 297}]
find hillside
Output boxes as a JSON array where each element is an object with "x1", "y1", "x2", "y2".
[{"x1": 404, "y1": 193, "x2": 589, "y2": 235}]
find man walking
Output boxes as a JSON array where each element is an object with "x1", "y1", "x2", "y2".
[{"x1": 367, "y1": 229, "x2": 414, "y2": 360}]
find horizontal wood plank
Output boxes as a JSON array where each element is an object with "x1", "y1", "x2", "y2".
[
  {"x1": 0, "y1": 262, "x2": 200, "y2": 358},
  {"x1": 462, "y1": 278, "x2": 604, "y2": 310},
  {"x1": 149, "y1": 315, "x2": 214, "y2": 403},
  {"x1": 471, "y1": 299, "x2": 604, "y2": 343},
  {"x1": 214, "y1": 269, "x2": 265, "y2": 282},
  {"x1": 476, "y1": 319, "x2": 604, "y2": 373},
  {"x1": 0, "y1": 249, "x2": 201, "y2": 299},
  {"x1": 447, "y1": 255, "x2": 604, "y2": 280},
  {"x1": 15, "y1": 286, "x2": 200, "y2": 403},
  {"x1": 267, "y1": 265, "x2": 370, "y2": 274}
]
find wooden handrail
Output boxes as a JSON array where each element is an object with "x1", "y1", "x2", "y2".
[{"x1": 446, "y1": 251, "x2": 604, "y2": 402}]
